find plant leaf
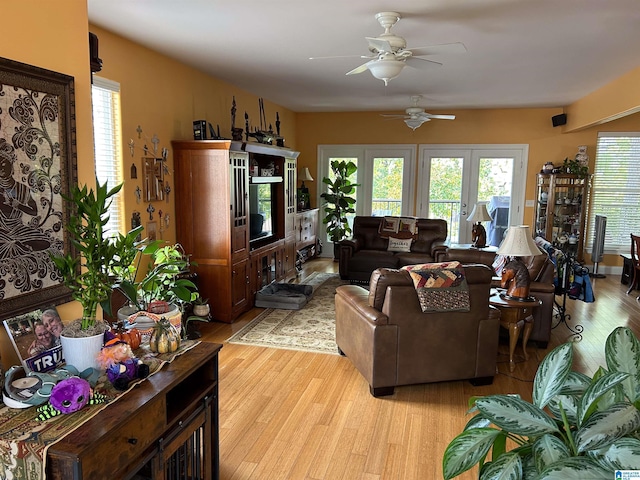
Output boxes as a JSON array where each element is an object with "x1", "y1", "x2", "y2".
[
  {"x1": 479, "y1": 451, "x2": 522, "y2": 480},
  {"x1": 465, "y1": 413, "x2": 491, "y2": 431},
  {"x1": 547, "y1": 394, "x2": 580, "y2": 425},
  {"x1": 588, "y1": 437, "x2": 640, "y2": 470},
  {"x1": 476, "y1": 395, "x2": 559, "y2": 436},
  {"x1": 606, "y1": 326, "x2": 640, "y2": 402},
  {"x1": 575, "y1": 403, "x2": 640, "y2": 452},
  {"x1": 578, "y1": 372, "x2": 629, "y2": 425},
  {"x1": 536, "y1": 457, "x2": 610, "y2": 479},
  {"x1": 533, "y1": 342, "x2": 573, "y2": 409},
  {"x1": 558, "y1": 371, "x2": 591, "y2": 395},
  {"x1": 533, "y1": 434, "x2": 571, "y2": 473},
  {"x1": 443, "y1": 428, "x2": 501, "y2": 480}
]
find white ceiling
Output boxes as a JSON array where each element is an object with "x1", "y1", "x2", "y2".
[{"x1": 87, "y1": 0, "x2": 640, "y2": 114}]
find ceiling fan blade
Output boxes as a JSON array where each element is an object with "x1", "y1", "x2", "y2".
[
  {"x1": 366, "y1": 37, "x2": 393, "y2": 53},
  {"x1": 424, "y1": 114, "x2": 456, "y2": 120},
  {"x1": 309, "y1": 54, "x2": 374, "y2": 60},
  {"x1": 405, "y1": 57, "x2": 443, "y2": 69},
  {"x1": 410, "y1": 42, "x2": 467, "y2": 57},
  {"x1": 346, "y1": 61, "x2": 372, "y2": 76},
  {"x1": 380, "y1": 114, "x2": 409, "y2": 119}
]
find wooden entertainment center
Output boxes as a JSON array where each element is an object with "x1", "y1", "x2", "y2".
[
  {"x1": 172, "y1": 140, "x2": 306, "y2": 323},
  {"x1": 46, "y1": 342, "x2": 221, "y2": 480}
]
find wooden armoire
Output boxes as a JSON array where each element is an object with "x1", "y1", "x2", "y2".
[{"x1": 172, "y1": 140, "x2": 299, "y2": 323}]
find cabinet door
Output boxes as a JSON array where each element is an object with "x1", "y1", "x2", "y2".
[
  {"x1": 231, "y1": 258, "x2": 250, "y2": 314},
  {"x1": 283, "y1": 239, "x2": 297, "y2": 278},
  {"x1": 231, "y1": 152, "x2": 249, "y2": 260},
  {"x1": 284, "y1": 157, "x2": 297, "y2": 237}
]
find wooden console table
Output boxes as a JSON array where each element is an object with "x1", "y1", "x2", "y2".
[{"x1": 46, "y1": 341, "x2": 221, "y2": 480}]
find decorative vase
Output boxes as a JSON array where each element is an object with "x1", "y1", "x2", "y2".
[
  {"x1": 117, "y1": 303, "x2": 182, "y2": 338},
  {"x1": 60, "y1": 331, "x2": 104, "y2": 371},
  {"x1": 193, "y1": 304, "x2": 210, "y2": 317}
]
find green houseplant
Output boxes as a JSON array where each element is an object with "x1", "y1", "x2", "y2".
[
  {"x1": 320, "y1": 160, "x2": 359, "y2": 258},
  {"x1": 50, "y1": 178, "x2": 142, "y2": 334},
  {"x1": 112, "y1": 242, "x2": 198, "y2": 315},
  {"x1": 443, "y1": 326, "x2": 640, "y2": 479}
]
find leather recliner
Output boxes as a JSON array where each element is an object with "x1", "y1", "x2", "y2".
[
  {"x1": 436, "y1": 247, "x2": 556, "y2": 348},
  {"x1": 335, "y1": 264, "x2": 501, "y2": 397}
]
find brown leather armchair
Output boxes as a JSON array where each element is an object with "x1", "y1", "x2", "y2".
[
  {"x1": 335, "y1": 264, "x2": 501, "y2": 397},
  {"x1": 436, "y1": 247, "x2": 556, "y2": 348}
]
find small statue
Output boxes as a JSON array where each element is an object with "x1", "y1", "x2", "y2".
[
  {"x1": 471, "y1": 223, "x2": 487, "y2": 248},
  {"x1": 576, "y1": 145, "x2": 589, "y2": 166},
  {"x1": 501, "y1": 259, "x2": 531, "y2": 300}
]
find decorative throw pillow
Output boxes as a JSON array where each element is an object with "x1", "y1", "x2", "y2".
[
  {"x1": 379, "y1": 216, "x2": 399, "y2": 234},
  {"x1": 402, "y1": 262, "x2": 470, "y2": 312},
  {"x1": 387, "y1": 236, "x2": 412, "y2": 252},
  {"x1": 398, "y1": 217, "x2": 418, "y2": 235}
]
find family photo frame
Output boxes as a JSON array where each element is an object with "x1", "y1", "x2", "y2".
[{"x1": 0, "y1": 56, "x2": 78, "y2": 321}]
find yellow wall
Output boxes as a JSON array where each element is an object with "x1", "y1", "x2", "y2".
[
  {"x1": 91, "y1": 25, "x2": 297, "y2": 247},
  {"x1": 1, "y1": 0, "x2": 94, "y2": 367}
]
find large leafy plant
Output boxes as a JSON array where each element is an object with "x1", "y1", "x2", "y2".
[
  {"x1": 443, "y1": 326, "x2": 640, "y2": 479},
  {"x1": 113, "y1": 242, "x2": 198, "y2": 313},
  {"x1": 320, "y1": 160, "x2": 359, "y2": 243},
  {"x1": 50, "y1": 179, "x2": 143, "y2": 331}
]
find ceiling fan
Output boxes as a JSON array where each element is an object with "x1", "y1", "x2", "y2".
[
  {"x1": 310, "y1": 12, "x2": 466, "y2": 85},
  {"x1": 381, "y1": 95, "x2": 456, "y2": 130}
]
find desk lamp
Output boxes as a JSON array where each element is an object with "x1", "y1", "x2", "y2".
[
  {"x1": 467, "y1": 202, "x2": 492, "y2": 248},
  {"x1": 497, "y1": 225, "x2": 543, "y2": 301},
  {"x1": 298, "y1": 167, "x2": 314, "y2": 210}
]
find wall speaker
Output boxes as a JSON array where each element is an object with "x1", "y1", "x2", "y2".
[
  {"x1": 551, "y1": 113, "x2": 567, "y2": 127},
  {"x1": 89, "y1": 32, "x2": 102, "y2": 74}
]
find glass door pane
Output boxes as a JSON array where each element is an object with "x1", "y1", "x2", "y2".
[
  {"x1": 477, "y1": 157, "x2": 513, "y2": 246},
  {"x1": 428, "y1": 157, "x2": 464, "y2": 243},
  {"x1": 371, "y1": 157, "x2": 403, "y2": 216}
]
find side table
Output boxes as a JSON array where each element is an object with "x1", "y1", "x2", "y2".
[{"x1": 489, "y1": 290, "x2": 541, "y2": 372}]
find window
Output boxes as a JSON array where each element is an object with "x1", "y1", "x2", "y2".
[
  {"x1": 91, "y1": 76, "x2": 124, "y2": 236},
  {"x1": 589, "y1": 133, "x2": 640, "y2": 253}
]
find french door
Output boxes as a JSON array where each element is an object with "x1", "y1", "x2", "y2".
[
  {"x1": 417, "y1": 145, "x2": 528, "y2": 245},
  {"x1": 317, "y1": 145, "x2": 416, "y2": 255}
]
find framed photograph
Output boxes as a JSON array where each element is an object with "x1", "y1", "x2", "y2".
[
  {"x1": 147, "y1": 221, "x2": 157, "y2": 241},
  {"x1": 0, "y1": 57, "x2": 77, "y2": 321},
  {"x1": 3, "y1": 306, "x2": 65, "y2": 373}
]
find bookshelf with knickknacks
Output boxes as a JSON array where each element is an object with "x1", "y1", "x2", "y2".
[{"x1": 534, "y1": 172, "x2": 590, "y2": 263}]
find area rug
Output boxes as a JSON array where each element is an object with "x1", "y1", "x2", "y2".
[{"x1": 227, "y1": 272, "x2": 348, "y2": 355}]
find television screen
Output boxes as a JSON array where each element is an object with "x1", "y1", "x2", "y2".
[{"x1": 249, "y1": 183, "x2": 275, "y2": 242}]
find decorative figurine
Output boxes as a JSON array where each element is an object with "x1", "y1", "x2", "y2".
[
  {"x1": 151, "y1": 134, "x2": 160, "y2": 156},
  {"x1": 135, "y1": 186, "x2": 142, "y2": 203},
  {"x1": 146, "y1": 203, "x2": 155, "y2": 220},
  {"x1": 165, "y1": 182, "x2": 171, "y2": 202},
  {"x1": 129, "y1": 139, "x2": 135, "y2": 157},
  {"x1": 576, "y1": 145, "x2": 589, "y2": 166}
]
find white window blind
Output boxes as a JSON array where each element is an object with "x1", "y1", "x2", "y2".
[
  {"x1": 92, "y1": 76, "x2": 124, "y2": 237},
  {"x1": 588, "y1": 132, "x2": 640, "y2": 253}
]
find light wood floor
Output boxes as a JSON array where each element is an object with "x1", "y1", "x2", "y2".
[{"x1": 197, "y1": 259, "x2": 640, "y2": 480}]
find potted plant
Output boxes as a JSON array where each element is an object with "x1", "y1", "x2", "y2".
[
  {"x1": 443, "y1": 326, "x2": 640, "y2": 479},
  {"x1": 112, "y1": 242, "x2": 199, "y2": 334},
  {"x1": 50, "y1": 178, "x2": 143, "y2": 370},
  {"x1": 320, "y1": 160, "x2": 359, "y2": 260},
  {"x1": 192, "y1": 295, "x2": 210, "y2": 317}
]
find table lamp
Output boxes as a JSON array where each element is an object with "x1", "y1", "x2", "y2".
[
  {"x1": 467, "y1": 202, "x2": 492, "y2": 248},
  {"x1": 298, "y1": 167, "x2": 314, "y2": 210},
  {"x1": 497, "y1": 225, "x2": 543, "y2": 301}
]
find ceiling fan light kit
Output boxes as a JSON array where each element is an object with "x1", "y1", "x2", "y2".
[
  {"x1": 404, "y1": 118, "x2": 425, "y2": 130},
  {"x1": 367, "y1": 57, "x2": 405, "y2": 85}
]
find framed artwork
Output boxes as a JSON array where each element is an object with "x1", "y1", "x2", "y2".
[
  {"x1": 0, "y1": 57, "x2": 78, "y2": 321},
  {"x1": 3, "y1": 306, "x2": 65, "y2": 373},
  {"x1": 147, "y1": 221, "x2": 157, "y2": 241}
]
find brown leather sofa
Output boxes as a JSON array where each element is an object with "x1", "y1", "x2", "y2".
[
  {"x1": 436, "y1": 246, "x2": 556, "y2": 348},
  {"x1": 335, "y1": 264, "x2": 501, "y2": 397},
  {"x1": 339, "y1": 216, "x2": 448, "y2": 283}
]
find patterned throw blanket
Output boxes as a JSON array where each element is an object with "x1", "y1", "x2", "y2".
[{"x1": 402, "y1": 261, "x2": 470, "y2": 313}]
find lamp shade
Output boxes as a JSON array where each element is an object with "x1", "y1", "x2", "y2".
[
  {"x1": 367, "y1": 58, "x2": 405, "y2": 86},
  {"x1": 497, "y1": 225, "x2": 543, "y2": 257},
  {"x1": 299, "y1": 167, "x2": 314, "y2": 182},
  {"x1": 467, "y1": 202, "x2": 492, "y2": 223}
]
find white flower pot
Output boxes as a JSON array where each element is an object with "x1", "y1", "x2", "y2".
[{"x1": 60, "y1": 331, "x2": 104, "y2": 371}]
